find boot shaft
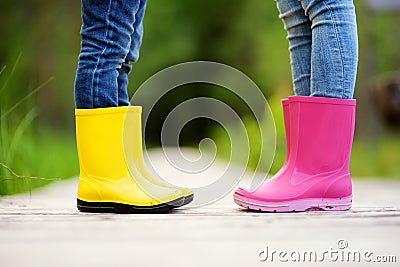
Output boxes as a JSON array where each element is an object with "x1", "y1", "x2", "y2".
[
  {"x1": 281, "y1": 99, "x2": 290, "y2": 163},
  {"x1": 288, "y1": 96, "x2": 356, "y2": 175},
  {"x1": 75, "y1": 106, "x2": 143, "y2": 179}
]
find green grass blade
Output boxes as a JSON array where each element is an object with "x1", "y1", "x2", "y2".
[
  {"x1": 0, "y1": 53, "x2": 22, "y2": 96},
  {"x1": 0, "y1": 76, "x2": 54, "y2": 120},
  {"x1": 0, "y1": 65, "x2": 6, "y2": 77},
  {"x1": 0, "y1": 109, "x2": 10, "y2": 163},
  {"x1": 7, "y1": 108, "x2": 38, "y2": 164}
]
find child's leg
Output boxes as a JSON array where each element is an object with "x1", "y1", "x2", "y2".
[
  {"x1": 275, "y1": 0, "x2": 312, "y2": 96},
  {"x1": 75, "y1": 0, "x2": 141, "y2": 108},
  {"x1": 300, "y1": 0, "x2": 358, "y2": 99},
  {"x1": 116, "y1": 62, "x2": 132, "y2": 107},
  {"x1": 117, "y1": 0, "x2": 147, "y2": 106}
]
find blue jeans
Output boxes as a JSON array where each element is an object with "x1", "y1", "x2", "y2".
[
  {"x1": 74, "y1": 0, "x2": 146, "y2": 108},
  {"x1": 275, "y1": 0, "x2": 358, "y2": 99}
]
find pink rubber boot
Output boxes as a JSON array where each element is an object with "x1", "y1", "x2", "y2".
[
  {"x1": 234, "y1": 96, "x2": 356, "y2": 212},
  {"x1": 267, "y1": 99, "x2": 291, "y2": 180},
  {"x1": 281, "y1": 99, "x2": 290, "y2": 170}
]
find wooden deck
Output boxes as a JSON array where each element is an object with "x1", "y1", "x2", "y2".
[{"x1": 1, "y1": 150, "x2": 399, "y2": 267}]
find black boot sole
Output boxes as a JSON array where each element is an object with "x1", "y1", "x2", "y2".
[
  {"x1": 77, "y1": 197, "x2": 185, "y2": 214},
  {"x1": 182, "y1": 194, "x2": 194, "y2": 206}
]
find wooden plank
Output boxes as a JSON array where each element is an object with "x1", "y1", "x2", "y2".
[{"x1": 0, "y1": 149, "x2": 399, "y2": 267}]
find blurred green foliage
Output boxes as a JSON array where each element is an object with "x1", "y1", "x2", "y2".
[
  {"x1": 0, "y1": 1, "x2": 399, "y2": 195},
  {"x1": 0, "y1": 56, "x2": 78, "y2": 195}
]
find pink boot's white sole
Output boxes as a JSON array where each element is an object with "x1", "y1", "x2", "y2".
[{"x1": 234, "y1": 192, "x2": 352, "y2": 212}]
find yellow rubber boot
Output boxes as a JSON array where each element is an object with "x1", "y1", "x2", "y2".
[
  {"x1": 136, "y1": 160, "x2": 194, "y2": 205},
  {"x1": 76, "y1": 106, "x2": 185, "y2": 213},
  {"x1": 124, "y1": 105, "x2": 194, "y2": 205}
]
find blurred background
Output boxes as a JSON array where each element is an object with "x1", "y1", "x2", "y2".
[{"x1": 0, "y1": 0, "x2": 399, "y2": 195}]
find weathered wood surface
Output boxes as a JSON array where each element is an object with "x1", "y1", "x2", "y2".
[{"x1": 1, "y1": 151, "x2": 399, "y2": 267}]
